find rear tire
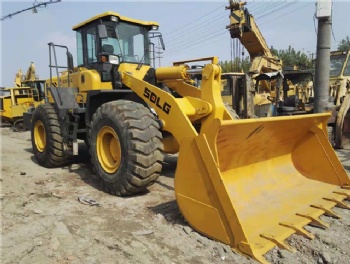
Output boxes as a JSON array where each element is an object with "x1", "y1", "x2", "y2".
[
  {"x1": 13, "y1": 119, "x2": 26, "y2": 132},
  {"x1": 89, "y1": 100, "x2": 164, "y2": 196},
  {"x1": 31, "y1": 103, "x2": 68, "y2": 167}
]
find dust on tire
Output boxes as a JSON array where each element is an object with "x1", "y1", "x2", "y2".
[
  {"x1": 89, "y1": 100, "x2": 164, "y2": 196},
  {"x1": 31, "y1": 103, "x2": 68, "y2": 167}
]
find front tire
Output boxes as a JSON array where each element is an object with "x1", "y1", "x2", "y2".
[
  {"x1": 89, "y1": 100, "x2": 164, "y2": 196},
  {"x1": 31, "y1": 103, "x2": 68, "y2": 167}
]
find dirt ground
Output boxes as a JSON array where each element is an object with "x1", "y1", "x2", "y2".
[{"x1": 1, "y1": 125, "x2": 350, "y2": 264}]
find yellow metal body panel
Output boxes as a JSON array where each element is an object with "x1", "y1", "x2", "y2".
[
  {"x1": 118, "y1": 58, "x2": 350, "y2": 263},
  {"x1": 0, "y1": 87, "x2": 42, "y2": 122},
  {"x1": 53, "y1": 64, "x2": 151, "y2": 103},
  {"x1": 72, "y1": 11, "x2": 159, "y2": 31}
]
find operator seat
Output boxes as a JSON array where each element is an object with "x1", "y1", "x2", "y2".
[{"x1": 102, "y1": 44, "x2": 114, "y2": 54}]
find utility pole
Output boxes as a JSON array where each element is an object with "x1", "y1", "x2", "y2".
[{"x1": 314, "y1": 0, "x2": 332, "y2": 113}]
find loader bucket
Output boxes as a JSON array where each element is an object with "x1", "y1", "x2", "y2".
[{"x1": 175, "y1": 113, "x2": 350, "y2": 264}]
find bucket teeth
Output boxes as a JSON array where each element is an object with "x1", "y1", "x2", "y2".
[
  {"x1": 334, "y1": 189, "x2": 350, "y2": 200},
  {"x1": 324, "y1": 197, "x2": 350, "y2": 210},
  {"x1": 311, "y1": 204, "x2": 340, "y2": 219},
  {"x1": 296, "y1": 213, "x2": 329, "y2": 229},
  {"x1": 279, "y1": 222, "x2": 314, "y2": 239},
  {"x1": 260, "y1": 234, "x2": 296, "y2": 252}
]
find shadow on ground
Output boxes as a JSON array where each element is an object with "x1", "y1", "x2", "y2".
[{"x1": 149, "y1": 199, "x2": 187, "y2": 226}]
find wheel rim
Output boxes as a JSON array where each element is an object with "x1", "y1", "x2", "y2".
[
  {"x1": 97, "y1": 126, "x2": 121, "y2": 173},
  {"x1": 34, "y1": 120, "x2": 46, "y2": 152}
]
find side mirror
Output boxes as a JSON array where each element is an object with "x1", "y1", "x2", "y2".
[
  {"x1": 98, "y1": 24, "x2": 108, "y2": 39},
  {"x1": 67, "y1": 51, "x2": 74, "y2": 71},
  {"x1": 159, "y1": 35, "x2": 165, "y2": 51},
  {"x1": 149, "y1": 32, "x2": 165, "y2": 51}
]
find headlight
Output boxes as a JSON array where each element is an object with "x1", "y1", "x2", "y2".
[
  {"x1": 109, "y1": 55, "x2": 119, "y2": 65},
  {"x1": 151, "y1": 25, "x2": 159, "y2": 31}
]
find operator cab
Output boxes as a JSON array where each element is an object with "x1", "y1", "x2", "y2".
[
  {"x1": 21, "y1": 80, "x2": 46, "y2": 101},
  {"x1": 330, "y1": 50, "x2": 350, "y2": 77},
  {"x1": 72, "y1": 12, "x2": 164, "y2": 87}
]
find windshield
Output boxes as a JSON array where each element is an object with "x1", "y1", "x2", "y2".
[
  {"x1": 101, "y1": 21, "x2": 150, "y2": 64},
  {"x1": 330, "y1": 54, "x2": 346, "y2": 76}
]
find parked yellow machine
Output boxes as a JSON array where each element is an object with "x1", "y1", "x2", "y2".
[
  {"x1": 328, "y1": 50, "x2": 350, "y2": 148},
  {"x1": 226, "y1": 0, "x2": 283, "y2": 117},
  {"x1": 16, "y1": 62, "x2": 47, "y2": 99},
  {"x1": 226, "y1": 1, "x2": 350, "y2": 149},
  {"x1": 25, "y1": 11, "x2": 350, "y2": 264},
  {"x1": 0, "y1": 86, "x2": 42, "y2": 131},
  {"x1": 0, "y1": 62, "x2": 47, "y2": 131}
]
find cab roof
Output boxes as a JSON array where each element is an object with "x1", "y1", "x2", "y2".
[
  {"x1": 72, "y1": 11, "x2": 159, "y2": 31},
  {"x1": 331, "y1": 50, "x2": 350, "y2": 56}
]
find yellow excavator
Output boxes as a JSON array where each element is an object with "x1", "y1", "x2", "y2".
[
  {"x1": 0, "y1": 63, "x2": 46, "y2": 131},
  {"x1": 15, "y1": 62, "x2": 47, "y2": 99},
  {"x1": 25, "y1": 11, "x2": 349, "y2": 264}
]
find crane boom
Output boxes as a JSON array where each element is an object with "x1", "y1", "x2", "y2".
[{"x1": 226, "y1": 0, "x2": 282, "y2": 74}]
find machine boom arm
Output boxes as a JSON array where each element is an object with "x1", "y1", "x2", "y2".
[{"x1": 226, "y1": 0, "x2": 282, "y2": 74}]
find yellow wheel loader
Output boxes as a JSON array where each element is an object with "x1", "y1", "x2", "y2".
[{"x1": 26, "y1": 11, "x2": 350, "y2": 264}]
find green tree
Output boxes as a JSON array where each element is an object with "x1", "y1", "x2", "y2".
[
  {"x1": 270, "y1": 45, "x2": 313, "y2": 70},
  {"x1": 338, "y1": 36, "x2": 350, "y2": 51},
  {"x1": 219, "y1": 57, "x2": 251, "y2": 73}
]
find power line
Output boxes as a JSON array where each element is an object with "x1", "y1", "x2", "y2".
[
  {"x1": 1, "y1": 0, "x2": 61, "y2": 21},
  {"x1": 165, "y1": 16, "x2": 227, "y2": 49},
  {"x1": 164, "y1": 5, "x2": 227, "y2": 44},
  {"x1": 164, "y1": 1, "x2": 298, "y2": 53},
  {"x1": 164, "y1": 29, "x2": 228, "y2": 56},
  {"x1": 255, "y1": 2, "x2": 293, "y2": 20},
  {"x1": 259, "y1": 2, "x2": 313, "y2": 26},
  {"x1": 164, "y1": 1, "x2": 314, "y2": 59},
  {"x1": 256, "y1": 2, "x2": 296, "y2": 21},
  {"x1": 251, "y1": 1, "x2": 285, "y2": 18},
  {"x1": 162, "y1": 3, "x2": 226, "y2": 37},
  {"x1": 164, "y1": 1, "x2": 279, "y2": 45}
]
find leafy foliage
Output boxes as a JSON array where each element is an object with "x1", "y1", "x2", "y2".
[
  {"x1": 338, "y1": 36, "x2": 350, "y2": 51},
  {"x1": 219, "y1": 57, "x2": 251, "y2": 73},
  {"x1": 270, "y1": 45, "x2": 313, "y2": 70},
  {"x1": 220, "y1": 45, "x2": 314, "y2": 73}
]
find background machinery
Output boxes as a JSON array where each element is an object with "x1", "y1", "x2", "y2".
[
  {"x1": 26, "y1": 11, "x2": 350, "y2": 264},
  {"x1": 328, "y1": 50, "x2": 350, "y2": 148},
  {"x1": 0, "y1": 62, "x2": 46, "y2": 131},
  {"x1": 226, "y1": 0, "x2": 283, "y2": 117},
  {"x1": 15, "y1": 62, "x2": 47, "y2": 99},
  {"x1": 226, "y1": 1, "x2": 350, "y2": 149},
  {"x1": 0, "y1": 86, "x2": 42, "y2": 131}
]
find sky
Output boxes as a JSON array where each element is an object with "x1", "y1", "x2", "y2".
[{"x1": 1, "y1": 0, "x2": 349, "y2": 87}]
